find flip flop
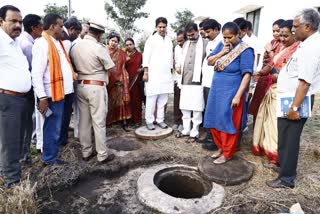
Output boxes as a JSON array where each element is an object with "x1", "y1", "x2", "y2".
[
  {"x1": 210, "y1": 150, "x2": 222, "y2": 159},
  {"x1": 175, "y1": 132, "x2": 186, "y2": 138},
  {"x1": 186, "y1": 136, "x2": 199, "y2": 144}
]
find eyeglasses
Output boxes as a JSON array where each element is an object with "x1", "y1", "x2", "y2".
[{"x1": 293, "y1": 23, "x2": 306, "y2": 29}]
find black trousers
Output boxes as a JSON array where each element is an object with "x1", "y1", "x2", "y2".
[
  {"x1": 278, "y1": 95, "x2": 314, "y2": 186},
  {"x1": 278, "y1": 117, "x2": 307, "y2": 185},
  {"x1": 203, "y1": 87, "x2": 210, "y2": 105},
  {"x1": 21, "y1": 90, "x2": 35, "y2": 162},
  {"x1": 59, "y1": 93, "x2": 74, "y2": 146},
  {"x1": 203, "y1": 87, "x2": 214, "y2": 143},
  {"x1": 174, "y1": 82, "x2": 182, "y2": 124},
  {"x1": 0, "y1": 93, "x2": 29, "y2": 187}
]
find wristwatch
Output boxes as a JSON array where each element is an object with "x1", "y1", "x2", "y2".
[{"x1": 291, "y1": 106, "x2": 299, "y2": 111}]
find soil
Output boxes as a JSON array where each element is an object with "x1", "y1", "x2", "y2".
[{"x1": 3, "y1": 94, "x2": 320, "y2": 214}]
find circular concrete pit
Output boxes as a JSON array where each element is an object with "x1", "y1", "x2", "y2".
[
  {"x1": 137, "y1": 164, "x2": 225, "y2": 213},
  {"x1": 198, "y1": 156, "x2": 255, "y2": 186},
  {"x1": 135, "y1": 126, "x2": 173, "y2": 140}
]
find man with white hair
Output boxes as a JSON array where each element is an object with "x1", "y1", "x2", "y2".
[{"x1": 267, "y1": 8, "x2": 320, "y2": 188}]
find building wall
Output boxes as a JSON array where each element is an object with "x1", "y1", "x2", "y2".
[{"x1": 235, "y1": 0, "x2": 320, "y2": 44}]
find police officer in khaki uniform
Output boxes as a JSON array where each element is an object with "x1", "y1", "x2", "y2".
[{"x1": 70, "y1": 22, "x2": 115, "y2": 163}]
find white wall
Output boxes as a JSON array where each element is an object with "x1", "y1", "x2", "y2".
[{"x1": 236, "y1": 0, "x2": 320, "y2": 45}]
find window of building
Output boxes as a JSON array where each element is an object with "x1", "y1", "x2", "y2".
[{"x1": 246, "y1": 8, "x2": 261, "y2": 36}]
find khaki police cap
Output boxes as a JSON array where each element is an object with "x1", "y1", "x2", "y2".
[{"x1": 89, "y1": 21, "x2": 106, "y2": 32}]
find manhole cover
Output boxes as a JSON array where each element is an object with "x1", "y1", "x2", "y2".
[
  {"x1": 108, "y1": 137, "x2": 142, "y2": 151},
  {"x1": 137, "y1": 164, "x2": 225, "y2": 213},
  {"x1": 135, "y1": 126, "x2": 173, "y2": 140},
  {"x1": 198, "y1": 156, "x2": 254, "y2": 186}
]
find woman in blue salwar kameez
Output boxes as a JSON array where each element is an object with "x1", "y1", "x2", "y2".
[{"x1": 204, "y1": 22, "x2": 254, "y2": 164}]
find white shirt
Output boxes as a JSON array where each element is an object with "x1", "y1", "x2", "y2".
[
  {"x1": 243, "y1": 34, "x2": 264, "y2": 70},
  {"x1": 0, "y1": 28, "x2": 31, "y2": 93},
  {"x1": 143, "y1": 33, "x2": 174, "y2": 96},
  {"x1": 174, "y1": 44, "x2": 183, "y2": 83},
  {"x1": 17, "y1": 31, "x2": 35, "y2": 70},
  {"x1": 202, "y1": 34, "x2": 222, "y2": 88},
  {"x1": 278, "y1": 32, "x2": 320, "y2": 95},
  {"x1": 32, "y1": 36, "x2": 74, "y2": 99}
]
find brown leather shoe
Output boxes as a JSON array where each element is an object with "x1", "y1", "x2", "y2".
[
  {"x1": 98, "y1": 153, "x2": 115, "y2": 164},
  {"x1": 266, "y1": 178, "x2": 294, "y2": 189}
]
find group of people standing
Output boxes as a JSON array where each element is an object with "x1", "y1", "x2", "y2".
[
  {"x1": 0, "y1": 3, "x2": 320, "y2": 193},
  {"x1": 0, "y1": 4, "x2": 144, "y2": 191},
  {"x1": 142, "y1": 9, "x2": 320, "y2": 189}
]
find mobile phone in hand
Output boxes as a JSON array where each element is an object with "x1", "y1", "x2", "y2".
[{"x1": 44, "y1": 108, "x2": 53, "y2": 118}]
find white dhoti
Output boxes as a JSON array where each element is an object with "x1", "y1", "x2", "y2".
[
  {"x1": 179, "y1": 85, "x2": 204, "y2": 137},
  {"x1": 180, "y1": 85, "x2": 204, "y2": 111},
  {"x1": 34, "y1": 94, "x2": 44, "y2": 151}
]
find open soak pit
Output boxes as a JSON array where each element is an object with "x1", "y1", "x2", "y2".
[
  {"x1": 137, "y1": 164, "x2": 225, "y2": 213},
  {"x1": 154, "y1": 167, "x2": 211, "y2": 199}
]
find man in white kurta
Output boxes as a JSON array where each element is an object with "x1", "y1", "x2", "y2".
[
  {"x1": 142, "y1": 17, "x2": 173, "y2": 130},
  {"x1": 201, "y1": 19, "x2": 222, "y2": 148},
  {"x1": 173, "y1": 30, "x2": 186, "y2": 131},
  {"x1": 177, "y1": 23, "x2": 208, "y2": 139}
]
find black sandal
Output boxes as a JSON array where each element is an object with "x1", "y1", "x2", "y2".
[
  {"x1": 186, "y1": 136, "x2": 199, "y2": 144},
  {"x1": 175, "y1": 132, "x2": 186, "y2": 138}
]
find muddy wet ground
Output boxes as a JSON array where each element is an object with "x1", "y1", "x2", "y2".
[{"x1": 2, "y1": 94, "x2": 320, "y2": 214}]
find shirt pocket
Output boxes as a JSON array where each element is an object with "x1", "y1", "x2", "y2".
[{"x1": 286, "y1": 57, "x2": 299, "y2": 78}]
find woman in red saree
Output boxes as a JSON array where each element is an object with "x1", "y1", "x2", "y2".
[
  {"x1": 249, "y1": 19, "x2": 284, "y2": 117},
  {"x1": 125, "y1": 38, "x2": 143, "y2": 125},
  {"x1": 252, "y1": 20, "x2": 300, "y2": 166},
  {"x1": 106, "y1": 33, "x2": 131, "y2": 130}
]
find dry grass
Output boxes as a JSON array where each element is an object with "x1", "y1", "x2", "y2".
[{"x1": 0, "y1": 177, "x2": 37, "y2": 214}]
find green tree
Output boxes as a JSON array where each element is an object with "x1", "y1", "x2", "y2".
[
  {"x1": 136, "y1": 32, "x2": 150, "y2": 52},
  {"x1": 170, "y1": 9, "x2": 194, "y2": 33},
  {"x1": 104, "y1": 0, "x2": 149, "y2": 39},
  {"x1": 44, "y1": 3, "x2": 69, "y2": 21},
  {"x1": 81, "y1": 17, "x2": 90, "y2": 24}
]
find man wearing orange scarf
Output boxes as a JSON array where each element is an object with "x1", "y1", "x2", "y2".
[{"x1": 32, "y1": 14, "x2": 76, "y2": 166}]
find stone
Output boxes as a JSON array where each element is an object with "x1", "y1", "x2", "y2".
[
  {"x1": 137, "y1": 164, "x2": 225, "y2": 213},
  {"x1": 290, "y1": 203, "x2": 304, "y2": 214},
  {"x1": 198, "y1": 156, "x2": 254, "y2": 186},
  {"x1": 135, "y1": 126, "x2": 173, "y2": 140}
]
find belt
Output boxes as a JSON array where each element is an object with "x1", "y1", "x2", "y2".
[
  {"x1": 0, "y1": 89, "x2": 27, "y2": 97},
  {"x1": 78, "y1": 80, "x2": 105, "y2": 86}
]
